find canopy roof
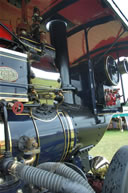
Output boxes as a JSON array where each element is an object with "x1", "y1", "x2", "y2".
[{"x1": 0, "y1": 0, "x2": 128, "y2": 65}]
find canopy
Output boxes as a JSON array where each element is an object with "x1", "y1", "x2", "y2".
[{"x1": 0, "y1": 0, "x2": 128, "y2": 65}]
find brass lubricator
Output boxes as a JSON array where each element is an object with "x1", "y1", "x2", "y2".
[
  {"x1": 18, "y1": 136, "x2": 40, "y2": 165},
  {"x1": 91, "y1": 156, "x2": 109, "y2": 179}
]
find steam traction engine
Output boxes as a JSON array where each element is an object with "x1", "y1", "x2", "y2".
[{"x1": 0, "y1": 1, "x2": 128, "y2": 193}]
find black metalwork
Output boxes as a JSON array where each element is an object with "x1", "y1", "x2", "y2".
[
  {"x1": 67, "y1": 16, "x2": 114, "y2": 37},
  {"x1": 84, "y1": 29, "x2": 97, "y2": 115},
  {"x1": 94, "y1": 30, "x2": 126, "y2": 66},
  {"x1": 0, "y1": 101, "x2": 10, "y2": 153},
  {"x1": 48, "y1": 19, "x2": 74, "y2": 104},
  {"x1": 41, "y1": 0, "x2": 79, "y2": 23},
  {"x1": 0, "y1": 1, "x2": 128, "y2": 193},
  {"x1": 117, "y1": 49, "x2": 126, "y2": 104},
  {"x1": 73, "y1": 41, "x2": 128, "y2": 65}
]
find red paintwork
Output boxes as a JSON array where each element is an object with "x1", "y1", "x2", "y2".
[
  {"x1": 91, "y1": 36, "x2": 128, "y2": 58},
  {"x1": 0, "y1": 24, "x2": 12, "y2": 40},
  {"x1": 12, "y1": 102, "x2": 24, "y2": 115},
  {"x1": 105, "y1": 89, "x2": 120, "y2": 106},
  {"x1": 0, "y1": 0, "x2": 128, "y2": 64},
  {"x1": 59, "y1": 0, "x2": 112, "y2": 25},
  {"x1": 26, "y1": 0, "x2": 110, "y2": 25}
]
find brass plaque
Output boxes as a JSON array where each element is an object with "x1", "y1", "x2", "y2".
[{"x1": 0, "y1": 66, "x2": 18, "y2": 82}]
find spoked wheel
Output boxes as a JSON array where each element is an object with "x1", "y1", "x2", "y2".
[{"x1": 102, "y1": 145, "x2": 128, "y2": 193}]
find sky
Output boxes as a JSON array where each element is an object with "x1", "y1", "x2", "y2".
[
  {"x1": 114, "y1": 1, "x2": 128, "y2": 101},
  {"x1": 114, "y1": 0, "x2": 128, "y2": 20},
  {"x1": 107, "y1": 0, "x2": 128, "y2": 25}
]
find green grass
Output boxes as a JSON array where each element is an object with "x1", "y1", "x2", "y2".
[{"x1": 89, "y1": 130, "x2": 128, "y2": 162}]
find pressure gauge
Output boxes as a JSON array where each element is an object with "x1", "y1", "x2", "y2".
[
  {"x1": 105, "y1": 55, "x2": 119, "y2": 86},
  {"x1": 94, "y1": 55, "x2": 119, "y2": 86}
]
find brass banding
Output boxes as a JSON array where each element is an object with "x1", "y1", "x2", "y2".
[
  {"x1": 0, "y1": 96, "x2": 28, "y2": 102},
  {"x1": 58, "y1": 112, "x2": 68, "y2": 162},
  {"x1": 62, "y1": 114, "x2": 70, "y2": 159},
  {"x1": 31, "y1": 117, "x2": 40, "y2": 165},
  {"x1": 20, "y1": 37, "x2": 55, "y2": 51},
  {"x1": 0, "y1": 53, "x2": 27, "y2": 62},
  {"x1": 20, "y1": 36, "x2": 40, "y2": 44},
  {"x1": 31, "y1": 114, "x2": 57, "y2": 122},
  {"x1": 0, "y1": 92, "x2": 28, "y2": 96},
  {"x1": 21, "y1": 42, "x2": 42, "y2": 52},
  {"x1": 64, "y1": 112, "x2": 75, "y2": 153}
]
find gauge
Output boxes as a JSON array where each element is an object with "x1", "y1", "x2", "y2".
[
  {"x1": 105, "y1": 55, "x2": 119, "y2": 86},
  {"x1": 118, "y1": 58, "x2": 128, "y2": 74}
]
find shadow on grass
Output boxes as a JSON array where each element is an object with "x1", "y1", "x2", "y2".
[{"x1": 89, "y1": 130, "x2": 128, "y2": 162}]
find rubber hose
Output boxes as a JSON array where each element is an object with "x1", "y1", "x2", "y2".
[
  {"x1": 37, "y1": 162, "x2": 95, "y2": 193},
  {"x1": 15, "y1": 163, "x2": 91, "y2": 193}
]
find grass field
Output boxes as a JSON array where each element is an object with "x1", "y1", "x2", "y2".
[{"x1": 89, "y1": 130, "x2": 128, "y2": 162}]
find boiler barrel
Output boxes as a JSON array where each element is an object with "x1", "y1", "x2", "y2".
[
  {"x1": 7, "y1": 110, "x2": 77, "y2": 163},
  {"x1": 6, "y1": 108, "x2": 111, "y2": 164}
]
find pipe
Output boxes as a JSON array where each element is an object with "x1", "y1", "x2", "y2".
[
  {"x1": 0, "y1": 21, "x2": 28, "y2": 51},
  {"x1": 37, "y1": 162, "x2": 95, "y2": 193},
  {"x1": 0, "y1": 101, "x2": 10, "y2": 153},
  {"x1": 24, "y1": 155, "x2": 36, "y2": 165},
  {"x1": 47, "y1": 19, "x2": 74, "y2": 104},
  {"x1": 11, "y1": 162, "x2": 92, "y2": 193}
]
